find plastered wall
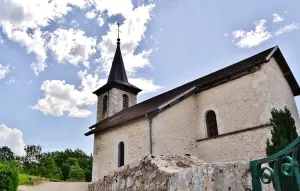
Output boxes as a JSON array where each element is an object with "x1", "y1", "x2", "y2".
[
  {"x1": 92, "y1": 118, "x2": 149, "y2": 181},
  {"x1": 152, "y1": 96, "x2": 198, "y2": 156}
]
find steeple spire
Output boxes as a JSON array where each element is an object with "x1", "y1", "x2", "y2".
[
  {"x1": 107, "y1": 23, "x2": 129, "y2": 84},
  {"x1": 93, "y1": 23, "x2": 142, "y2": 96}
]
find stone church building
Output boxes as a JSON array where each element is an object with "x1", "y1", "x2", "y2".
[{"x1": 85, "y1": 37, "x2": 300, "y2": 181}]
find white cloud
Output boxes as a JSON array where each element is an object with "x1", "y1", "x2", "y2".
[
  {"x1": 275, "y1": 23, "x2": 299, "y2": 36},
  {"x1": 92, "y1": 0, "x2": 134, "y2": 17},
  {"x1": 28, "y1": 80, "x2": 33, "y2": 85},
  {"x1": 273, "y1": 13, "x2": 284, "y2": 23},
  {"x1": 0, "y1": 124, "x2": 25, "y2": 156},
  {"x1": 232, "y1": 20, "x2": 271, "y2": 48},
  {"x1": 0, "y1": 34, "x2": 3, "y2": 45},
  {"x1": 33, "y1": 69, "x2": 161, "y2": 117},
  {"x1": 129, "y1": 78, "x2": 162, "y2": 95},
  {"x1": 6, "y1": 77, "x2": 17, "y2": 84},
  {"x1": 85, "y1": 10, "x2": 97, "y2": 19},
  {"x1": 33, "y1": 70, "x2": 106, "y2": 118},
  {"x1": 232, "y1": 19, "x2": 299, "y2": 48},
  {"x1": 97, "y1": 16, "x2": 105, "y2": 27},
  {"x1": 97, "y1": 4, "x2": 155, "y2": 76},
  {"x1": 224, "y1": 33, "x2": 228, "y2": 37},
  {"x1": 47, "y1": 28, "x2": 97, "y2": 67},
  {"x1": 0, "y1": 0, "x2": 91, "y2": 75},
  {"x1": 0, "y1": 64, "x2": 9, "y2": 80}
]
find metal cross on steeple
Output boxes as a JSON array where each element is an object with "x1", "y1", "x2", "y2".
[{"x1": 117, "y1": 23, "x2": 121, "y2": 40}]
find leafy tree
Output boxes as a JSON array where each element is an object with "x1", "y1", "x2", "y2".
[
  {"x1": 266, "y1": 107, "x2": 298, "y2": 190},
  {"x1": 23, "y1": 145, "x2": 42, "y2": 174},
  {"x1": 0, "y1": 146, "x2": 15, "y2": 162},
  {"x1": 69, "y1": 165, "x2": 85, "y2": 181},
  {"x1": 0, "y1": 162, "x2": 19, "y2": 191},
  {"x1": 61, "y1": 162, "x2": 71, "y2": 180},
  {"x1": 45, "y1": 157, "x2": 60, "y2": 179}
]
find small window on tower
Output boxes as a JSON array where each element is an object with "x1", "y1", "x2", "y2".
[
  {"x1": 123, "y1": 94, "x2": 129, "y2": 109},
  {"x1": 206, "y1": 110, "x2": 218, "y2": 138},
  {"x1": 103, "y1": 95, "x2": 108, "y2": 113}
]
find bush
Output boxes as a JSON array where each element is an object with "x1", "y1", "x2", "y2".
[{"x1": 0, "y1": 163, "x2": 19, "y2": 191}]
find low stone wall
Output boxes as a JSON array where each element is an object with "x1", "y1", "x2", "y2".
[{"x1": 89, "y1": 155, "x2": 273, "y2": 191}]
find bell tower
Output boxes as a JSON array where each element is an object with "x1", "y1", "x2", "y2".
[{"x1": 93, "y1": 24, "x2": 142, "y2": 122}]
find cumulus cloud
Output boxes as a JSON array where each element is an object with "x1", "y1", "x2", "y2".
[
  {"x1": 0, "y1": 0, "x2": 91, "y2": 75},
  {"x1": 0, "y1": 64, "x2": 9, "y2": 80},
  {"x1": 129, "y1": 78, "x2": 162, "y2": 95},
  {"x1": 33, "y1": 69, "x2": 162, "y2": 117},
  {"x1": 48, "y1": 29, "x2": 97, "y2": 68},
  {"x1": 273, "y1": 13, "x2": 284, "y2": 23},
  {"x1": 33, "y1": 70, "x2": 106, "y2": 118},
  {"x1": 232, "y1": 19, "x2": 299, "y2": 48},
  {"x1": 0, "y1": 124, "x2": 25, "y2": 156},
  {"x1": 97, "y1": 4, "x2": 155, "y2": 76}
]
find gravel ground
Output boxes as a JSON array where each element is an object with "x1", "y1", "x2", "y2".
[{"x1": 18, "y1": 182, "x2": 89, "y2": 191}]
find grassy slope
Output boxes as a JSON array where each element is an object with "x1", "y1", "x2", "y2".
[{"x1": 18, "y1": 173, "x2": 43, "y2": 185}]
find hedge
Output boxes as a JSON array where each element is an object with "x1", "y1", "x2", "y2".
[{"x1": 0, "y1": 162, "x2": 19, "y2": 191}]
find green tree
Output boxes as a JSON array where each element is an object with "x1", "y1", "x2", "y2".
[
  {"x1": 23, "y1": 145, "x2": 42, "y2": 175},
  {"x1": 45, "y1": 157, "x2": 59, "y2": 179},
  {"x1": 69, "y1": 165, "x2": 85, "y2": 181},
  {"x1": 0, "y1": 146, "x2": 15, "y2": 162},
  {"x1": 266, "y1": 107, "x2": 298, "y2": 190}
]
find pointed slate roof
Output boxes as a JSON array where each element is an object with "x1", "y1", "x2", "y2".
[
  {"x1": 107, "y1": 38, "x2": 129, "y2": 84},
  {"x1": 85, "y1": 46, "x2": 300, "y2": 136},
  {"x1": 94, "y1": 38, "x2": 142, "y2": 96}
]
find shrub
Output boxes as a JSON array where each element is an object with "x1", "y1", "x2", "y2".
[{"x1": 0, "y1": 163, "x2": 19, "y2": 191}]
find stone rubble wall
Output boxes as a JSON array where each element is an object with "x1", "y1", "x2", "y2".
[{"x1": 88, "y1": 155, "x2": 274, "y2": 191}]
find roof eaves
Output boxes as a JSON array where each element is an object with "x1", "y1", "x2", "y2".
[{"x1": 270, "y1": 47, "x2": 300, "y2": 96}]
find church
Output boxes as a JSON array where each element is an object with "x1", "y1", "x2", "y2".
[{"x1": 85, "y1": 35, "x2": 300, "y2": 182}]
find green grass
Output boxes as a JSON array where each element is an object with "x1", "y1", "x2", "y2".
[{"x1": 18, "y1": 173, "x2": 45, "y2": 186}]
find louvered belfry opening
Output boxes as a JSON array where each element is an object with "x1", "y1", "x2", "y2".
[
  {"x1": 123, "y1": 94, "x2": 129, "y2": 109},
  {"x1": 102, "y1": 95, "x2": 108, "y2": 119},
  {"x1": 206, "y1": 110, "x2": 218, "y2": 137}
]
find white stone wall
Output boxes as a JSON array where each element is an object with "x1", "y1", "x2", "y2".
[
  {"x1": 152, "y1": 96, "x2": 198, "y2": 156},
  {"x1": 92, "y1": 118, "x2": 149, "y2": 181},
  {"x1": 196, "y1": 67, "x2": 271, "y2": 138},
  {"x1": 263, "y1": 58, "x2": 300, "y2": 131},
  {"x1": 195, "y1": 126, "x2": 272, "y2": 162},
  {"x1": 96, "y1": 88, "x2": 137, "y2": 122}
]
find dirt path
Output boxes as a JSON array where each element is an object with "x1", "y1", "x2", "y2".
[{"x1": 18, "y1": 182, "x2": 89, "y2": 191}]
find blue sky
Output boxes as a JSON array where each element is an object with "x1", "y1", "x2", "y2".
[{"x1": 0, "y1": 0, "x2": 299, "y2": 155}]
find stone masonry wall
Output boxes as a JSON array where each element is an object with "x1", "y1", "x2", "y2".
[
  {"x1": 89, "y1": 155, "x2": 274, "y2": 191},
  {"x1": 96, "y1": 88, "x2": 137, "y2": 122}
]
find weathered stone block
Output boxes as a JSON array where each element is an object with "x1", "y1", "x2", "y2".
[{"x1": 89, "y1": 155, "x2": 273, "y2": 191}]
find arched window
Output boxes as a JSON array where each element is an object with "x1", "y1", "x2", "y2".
[
  {"x1": 122, "y1": 94, "x2": 129, "y2": 109},
  {"x1": 102, "y1": 95, "x2": 108, "y2": 113},
  {"x1": 118, "y1": 141, "x2": 125, "y2": 167},
  {"x1": 206, "y1": 110, "x2": 218, "y2": 138}
]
